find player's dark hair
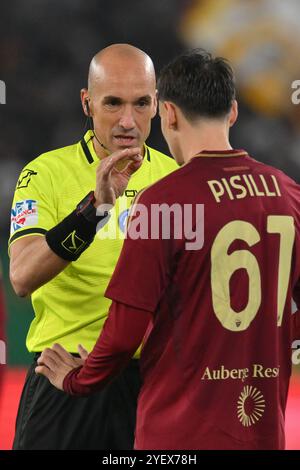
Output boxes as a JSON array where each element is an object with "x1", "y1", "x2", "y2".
[{"x1": 157, "y1": 49, "x2": 236, "y2": 122}]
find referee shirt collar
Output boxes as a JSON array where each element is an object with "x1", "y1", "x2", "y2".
[{"x1": 80, "y1": 130, "x2": 98, "y2": 164}]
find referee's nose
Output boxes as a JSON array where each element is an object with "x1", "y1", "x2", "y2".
[{"x1": 119, "y1": 105, "x2": 135, "y2": 130}]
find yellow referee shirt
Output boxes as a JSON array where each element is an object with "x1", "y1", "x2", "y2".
[{"x1": 9, "y1": 131, "x2": 178, "y2": 352}]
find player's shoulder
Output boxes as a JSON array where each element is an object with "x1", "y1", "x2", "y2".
[
  {"x1": 15, "y1": 140, "x2": 81, "y2": 191},
  {"x1": 134, "y1": 160, "x2": 185, "y2": 205},
  {"x1": 249, "y1": 155, "x2": 300, "y2": 191},
  {"x1": 147, "y1": 145, "x2": 178, "y2": 171}
]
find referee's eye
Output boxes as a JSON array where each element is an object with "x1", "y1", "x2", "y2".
[
  {"x1": 103, "y1": 97, "x2": 122, "y2": 109},
  {"x1": 135, "y1": 97, "x2": 151, "y2": 108}
]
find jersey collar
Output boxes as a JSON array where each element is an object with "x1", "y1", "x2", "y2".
[
  {"x1": 192, "y1": 149, "x2": 248, "y2": 159},
  {"x1": 80, "y1": 130, "x2": 99, "y2": 164}
]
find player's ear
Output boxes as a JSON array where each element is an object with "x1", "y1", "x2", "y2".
[
  {"x1": 164, "y1": 102, "x2": 177, "y2": 130},
  {"x1": 229, "y1": 100, "x2": 238, "y2": 128}
]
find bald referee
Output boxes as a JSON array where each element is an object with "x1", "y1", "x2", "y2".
[{"x1": 9, "y1": 44, "x2": 178, "y2": 450}]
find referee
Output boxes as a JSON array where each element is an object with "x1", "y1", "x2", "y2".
[{"x1": 9, "y1": 44, "x2": 178, "y2": 450}]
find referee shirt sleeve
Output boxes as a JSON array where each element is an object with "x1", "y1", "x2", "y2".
[
  {"x1": 9, "y1": 160, "x2": 57, "y2": 250},
  {"x1": 63, "y1": 300, "x2": 151, "y2": 396}
]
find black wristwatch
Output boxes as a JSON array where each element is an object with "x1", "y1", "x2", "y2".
[{"x1": 76, "y1": 191, "x2": 109, "y2": 224}]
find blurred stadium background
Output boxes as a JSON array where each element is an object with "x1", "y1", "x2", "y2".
[{"x1": 0, "y1": 0, "x2": 300, "y2": 449}]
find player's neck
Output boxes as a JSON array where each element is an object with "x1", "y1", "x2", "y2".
[{"x1": 180, "y1": 122, "x2": 232, "y2": 163}]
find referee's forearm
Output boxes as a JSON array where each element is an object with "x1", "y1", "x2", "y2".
[{"x1": 10, "y1": 235, "x2": 68, "y2": 297}]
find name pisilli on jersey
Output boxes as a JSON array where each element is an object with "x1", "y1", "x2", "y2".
[
  {"x1": 105, "y1": 149, "x2": 300, "y2": 449},
  {"x1": 9, "y1": 131, "x2": 178, "y2": 352}
]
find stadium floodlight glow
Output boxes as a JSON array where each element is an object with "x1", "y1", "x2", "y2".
[{"x1": 0, "y1": 80, "x2": 6, "y2": 104}]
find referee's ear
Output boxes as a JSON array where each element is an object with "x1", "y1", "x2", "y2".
[{"x1": 81, "y1": 88, "x2": 90, "y2": 117}]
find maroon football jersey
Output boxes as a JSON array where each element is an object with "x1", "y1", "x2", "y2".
[{"x1": 106, "y1": 149, "x2": 300, "y2": 449}]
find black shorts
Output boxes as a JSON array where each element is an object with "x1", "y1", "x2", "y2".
[{"x1": 13, "y1": 355, "x2": 141, "y2": 450}]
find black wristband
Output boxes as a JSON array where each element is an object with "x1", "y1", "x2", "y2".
[{"x1": 45, "y1": 209, "x2": 108, "y2": 261}]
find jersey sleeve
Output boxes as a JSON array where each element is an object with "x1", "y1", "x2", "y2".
[
  {"x1": 63, "y1": 300, "x2": 151, "y2": 396},
  {"x1": 105, "y1": 188, "x2": 175, "y2": 313},
  {"x1": 9, "y1": 160, "x2": 57, "y2": 249}
]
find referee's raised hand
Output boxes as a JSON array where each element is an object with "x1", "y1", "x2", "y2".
[{"x1": 94, "y1": 147, "x2": 142, "y2": 208}]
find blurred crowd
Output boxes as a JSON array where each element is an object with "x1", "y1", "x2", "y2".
[
  {"x1": 181, "y1": 0, "x2": 300, "y2": 175},
  {"x1": 0, "y1": 0, "x2": 184, "y2": 235},
  {"x1": 1, "y1": 0, "x2": 300, "y2": 234}
]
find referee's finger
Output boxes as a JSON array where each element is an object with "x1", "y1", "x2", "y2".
[
  {"x1": 124, "y1": 157, "x2": 143, "y2": 176},
  {"x1": 102, "y1": 148, "x2": 141, "y2": 177}
]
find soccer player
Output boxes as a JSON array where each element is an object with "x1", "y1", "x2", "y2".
[
  {"x1": 9, "y1": 44, "x2": 178, "y2": 450},
  {"x1": 36, "y1": 49, "x2": 300, "y2": 450}
]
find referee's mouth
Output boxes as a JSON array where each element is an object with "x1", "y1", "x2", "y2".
[{"x1": 113, "y1": 135, "x2": 137, "y2": 146}]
